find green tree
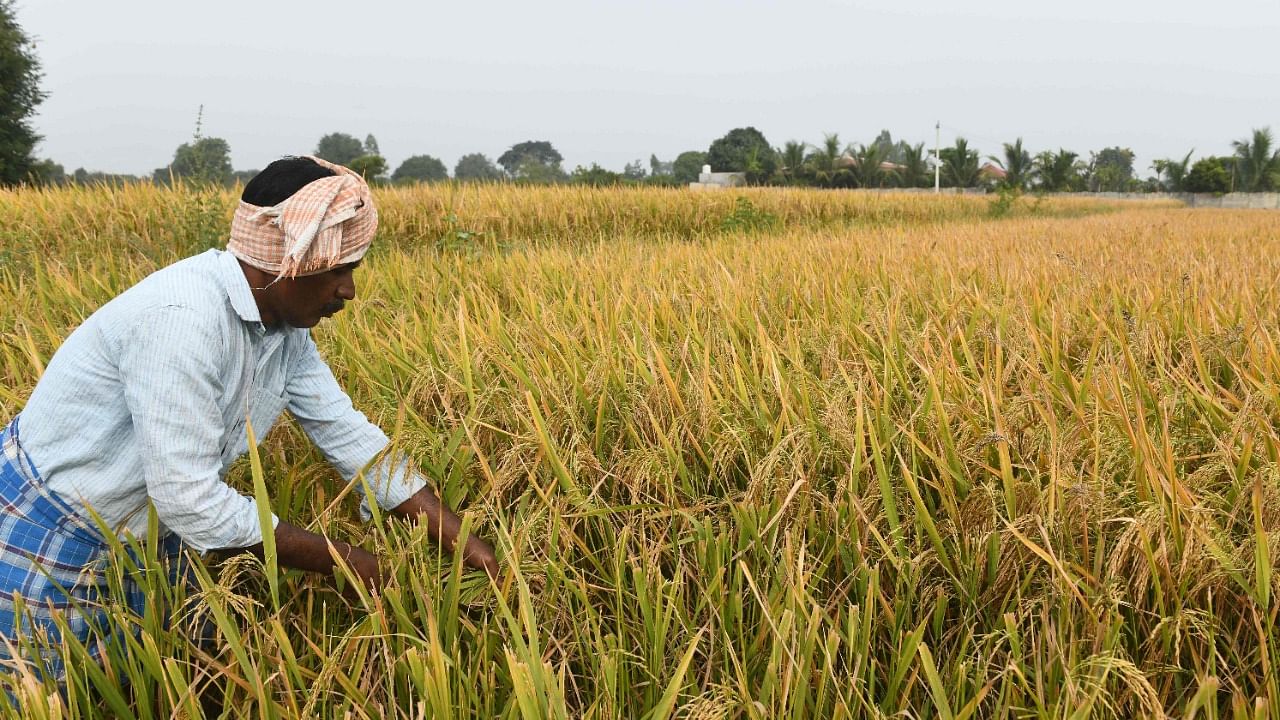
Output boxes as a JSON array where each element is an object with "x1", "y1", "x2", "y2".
[
  {"x1": 990, "y1": 138, "x2": 1032, "y2": 190},
  {"x1": 453, "y1": 153, "x2": 504, "y2": 182},
  {"x1": 1183, "y1": 157, "x2": 1231, "y2": 194},
  {"x1": 1231, "y1": 127, "x2": 1280, "y2": 192},
  {"x1": 27, "y1": 158, "x2": 63, "y2": 185},
  {"x1": 648, "y1": 154, "x2": 674, "y2": 177},
  {"x1": 363, "y1": 134, "x2": 380, "y2": 157},
  {"x1": 622, "y1": 159, "x2": 646, "y2": 180},
  {"x1": 69, "y1": 168, "x2": 138, "y2": 185},
  {"x1": 1151, "y1": 150, "x2": 1193, "y2": 192},
  {"x1": 347, "y1": 154, "x2": 388, "y2": 180},
  {"x1": 671, "y1": 151, "x2": 706, "y2": 184},
  {"x1": 315, "y1": 132, "x2": 365, "y2": 166},
  {"x1": 1034, "y1": 149, "x2": 1082, "y2": 192},
  {"x1": 392, "y1": 154, "x2": 448, "y2": 183},
  {"x1": 0, "y1": 0, "x2": 45, "y2": 186},
  {"x1": 894, "y1": 143, "x2": 928, "y2": 188},
  {"x1": 848, "y1": 143, "x2": 893, "y2": 188},
  {"x1": 777, "y1": 140, "x2": 808, "y2": 185},
  {"x1": 707, "y1": 127, "x2": 777, "y2": 185},
  {"x1": 570, "y1": 163, "x2": 622, "y2": 186},
  {"x1": 154, "y1": 136, "x2": 233, "y2": 185},
  {"x1": 497, "y1": 140, "x2": 563, "y2": 178},
  {"x1": 513, "y1": 157, "x2": 566, "y2": 184},
  {"x1": 872, "y1": 130, "x2": 899, "y2": 163},
  {"x1": 940, "y1": 138, "x2": 981, "y2": 188},
  {"x1": 1087, "y1": 146, "x2": 1136, "y2": 192},
  {"x1": 804, "y1": 133, "x2": 843, "y2": 188},
  {"x1": 71, "y1": 168, "x2": 139, "y2": 185}
]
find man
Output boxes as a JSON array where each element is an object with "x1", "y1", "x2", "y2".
[{"x1": 0, "y1": 155, "x2": 498, "y2": 680}]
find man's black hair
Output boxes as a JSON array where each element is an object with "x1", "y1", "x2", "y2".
[{"x1": 241, "y1": 156, "x2": 336, "y2": 206}]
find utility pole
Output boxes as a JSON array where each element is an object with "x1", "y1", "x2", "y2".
[{"x1": 934, "y1": 121, "x2": 941, "y2": 193}]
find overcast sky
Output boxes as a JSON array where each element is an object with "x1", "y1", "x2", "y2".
[{"x1": 14, "y1": 0, "x2": 1280, "y2": 178}]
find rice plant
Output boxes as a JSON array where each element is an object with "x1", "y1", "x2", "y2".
[{"x1": 0, "y1": 182, "x2": 1274, "y2": 718}]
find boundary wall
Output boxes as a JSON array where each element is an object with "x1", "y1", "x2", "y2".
[{"x1": 1064, "y1": 192, "x2": 1280, "y2": 209}]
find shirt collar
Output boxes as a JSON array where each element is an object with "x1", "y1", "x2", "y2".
[{"x1": 215, "y1": 249, "x2": 264, "y2": 327}]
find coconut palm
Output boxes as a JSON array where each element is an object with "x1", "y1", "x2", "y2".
[
  {"x1": 1231, "y1": 128, "x2": 1280, "y2": 192},
  {"x1": 777, "y1": 140, "x2": 809, "y2": 185},
  {"x1": 896, "y1": 143, "x2": 928, "y2": 188},
  {"x1": 990, "y1": 138, "x2": 1032, "y2": 190},
  {"x1": 940, "y1": 138, "x2": 981, "y2": 188},
  {"x1": 1151, "y1": 150, "x2": 1194, "y2": 192},
  {"x1": 845, "y1": 142, "x2": 896, "y2": 189},
  {"x1": 805, "y1": 133, "x2": 843, "y2": 188},
  {"x1": 1034, "y1": 149, "x2": 1081, "y2": 192}
]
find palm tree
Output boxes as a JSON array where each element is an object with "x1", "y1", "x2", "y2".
[
  {"x1": 940, "y1": 138, "x2": 981, "y2": 188},
  {"x1": 805, "y1": 133, "x2": 842, "y2": 187},
  {"x1": 1034, "y1": 149, "x2": 1081, "y2": 192},
  {"x1": 1151, "y1": 150, "x2": 1193, "y2": 192},
  {"x1": 742, "y1": 145, "x2": 770, "y2": 185},
  {"x1": 990, "y1": 138, "x2": 1032, "y2": 190},
  {"x1": 1231, "y1": 128, "x2": 1280, "y2": 192},
  {"x1": 778, "y1": 140, "x2": 809, "y2": 185},
  {"x1": 896, "y1": 143, "x2": 928, "y2": 188},
  {"x1": 847, "y1": 142, "x2": 894, "y2": 188}
]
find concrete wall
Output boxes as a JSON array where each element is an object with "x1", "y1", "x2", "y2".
[
  {"x1": 932, "y1": 190, "x2": 1279, "y2": 207},
  {"x1": 938, "y1": 190, "x2": 1279, "y2": 208},
  {"x1": 1069, "y1": 192, "x2": 1280, "y2": 209}
]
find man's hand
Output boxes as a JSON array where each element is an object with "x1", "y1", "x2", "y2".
[
  {"x1": 225, "y1": 487, "x2": 500, "y2": 601},
  {"x1": 462, "y1": 534, "x2": 500, "y2": 579},
  {"x1": 335, "y1": 541, "x2": 384, "y2": 592},
  {"x1": 232, "y1": 521, "x2": 384, "y2": 593},
  {"x1": 391, "y1": 487, "x2": 500, "y2": 579}
]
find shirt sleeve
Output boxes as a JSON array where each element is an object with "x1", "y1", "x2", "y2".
[
  {"x1": 285, "y1": 332, "x2": 427, "y2": 516},
  {"x1": 116, "y1": 305, "x2": 277, "y2": 552}
]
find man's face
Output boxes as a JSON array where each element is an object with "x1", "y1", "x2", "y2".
[{"x1": 265, "y1": 260, "x2": 361, "y2": 329}]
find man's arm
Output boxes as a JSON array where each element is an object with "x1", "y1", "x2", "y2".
[
  {"x1": 284, "y1": 332, "x2": 499, "y2": 576},
  {"x1": 233, "y1": 494, "x2": 496, "y2": 593},
  {"x1": 237, "y1": 521, "x2": 383, "y2": 590},
  {"x1": 118, "y1": 306, "x2": 279, "y2": 552},
  {"x1": 389, "y1": 487, "x2": 499, "y2": 578}
]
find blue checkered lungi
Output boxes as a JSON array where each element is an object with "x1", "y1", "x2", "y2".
[{"x1": 0, "y1": 416, "x2": 183, "y2": 681}]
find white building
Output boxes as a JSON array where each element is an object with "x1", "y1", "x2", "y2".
[{"x1": 689, "y1": 164, "x2": 746, "y2": 189}]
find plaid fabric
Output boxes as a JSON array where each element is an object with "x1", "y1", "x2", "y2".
[
  {"x1": 227, "y1": 155, "x2": 378, "y2": 279},
  {"x1": 0, "y1": 416, "x2": 182, "y2": 681}
]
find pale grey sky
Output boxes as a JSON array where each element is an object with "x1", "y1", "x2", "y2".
[{"x1": 15, "y1": 0, "x2": 1280, "y2": 178}]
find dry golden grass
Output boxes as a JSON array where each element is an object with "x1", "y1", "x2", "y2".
[{"x1": 0, "y1": 182, "x2": 1275, "y2": 718}]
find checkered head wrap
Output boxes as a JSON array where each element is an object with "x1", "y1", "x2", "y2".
[{"x1": 227, "y1": 156, "x2": 378, "y2": 279}]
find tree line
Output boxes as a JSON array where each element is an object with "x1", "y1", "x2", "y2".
[
  {"x1": 19, "y1": 123, "x2": 1279, "y2": 195},
  {"x1": 685, "y1": 126, "x2": 1280, "y2": 194}
]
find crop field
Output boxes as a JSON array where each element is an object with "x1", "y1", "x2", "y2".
[{"x1": 2, "y1": 184, "x2": 1280, "y2": 718}]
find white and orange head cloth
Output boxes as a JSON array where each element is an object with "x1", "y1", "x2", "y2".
[{"x1": 227, "y1": 156, "x2": 378, "y2": 280}]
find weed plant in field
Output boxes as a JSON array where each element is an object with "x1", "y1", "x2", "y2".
[{"x1": 0, "y1": 183, "x2": 1272, "y2": 718}]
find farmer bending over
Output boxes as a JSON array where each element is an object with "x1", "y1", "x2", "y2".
[{"x1": 0, "y1": 155, "x2": 498, "y2": 678}]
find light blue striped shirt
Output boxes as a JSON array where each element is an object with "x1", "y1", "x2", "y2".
[{"x1": 16, "y1": 249, "x2": 425, "y2": 552}]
